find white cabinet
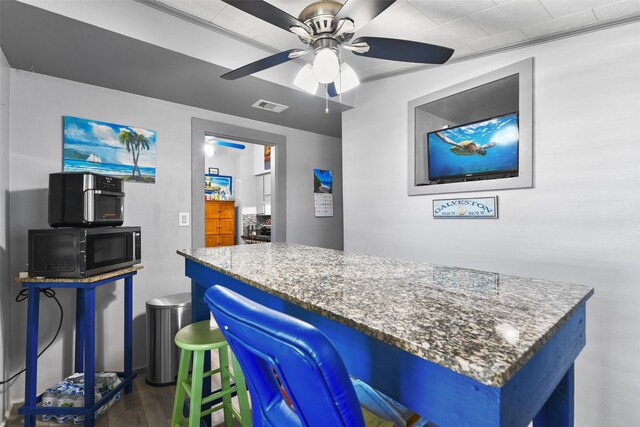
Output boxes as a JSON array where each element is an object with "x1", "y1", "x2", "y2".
[
  {"x1": 263, "y1": 174, "x2": 271, "y2": 197},
  {"x1": 258, "y1": 173, "x2": 271, "y2": 214}
]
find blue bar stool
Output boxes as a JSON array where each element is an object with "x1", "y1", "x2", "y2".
[{"x1": 171, "y1": 320, "x2": 251, "y2": 427}]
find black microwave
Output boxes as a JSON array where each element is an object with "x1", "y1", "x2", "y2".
[
  {"x1": 28, "y1": 227, "x2": 141, "y2": 278},
  {"x1": 49, "y1": 172, "x2": 124, "y2": 227}
]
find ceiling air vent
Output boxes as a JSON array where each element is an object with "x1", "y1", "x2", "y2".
[{"x1": 252, "y1": 99, "x2": 289, "y2": 113}]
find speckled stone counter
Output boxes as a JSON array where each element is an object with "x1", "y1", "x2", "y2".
[
  {"x1": 178, "y1": 244, "x2": 592, "y2": 387},
  {"x1": 17, "y1": 265, "x2": 144, "y2": 284}
]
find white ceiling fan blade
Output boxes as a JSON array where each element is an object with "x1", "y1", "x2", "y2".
[
  {"x1": 288, "y1": 49, "x2": 312, "y2": 59},
  {"x1": 342, "y1": 42, "x2": 370, "y2": 54},
  {"x1": 332, "y1": 18, "x2": 354, "y2": 39},
  {"x1": 289, "y1": 25, "x2": 315, "y2": 42}
]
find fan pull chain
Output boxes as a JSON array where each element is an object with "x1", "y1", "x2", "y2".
[{"x1": 325, "y1": 85, "x2": 329, "y2": 114}]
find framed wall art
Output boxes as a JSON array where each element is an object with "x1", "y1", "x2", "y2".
[
  {"x1": 205, "y1": 174, "x2": 232, "y2": 200},
  {"x1": 264, "y1": 146, "x2": 272, "y2": 171},
  {"x1": 63, "y1": 116, "x2": 157, "y2": 183}
]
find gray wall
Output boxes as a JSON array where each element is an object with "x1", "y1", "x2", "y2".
[
  {"x1": 286, "y1": 133, "x2": 343, "y2": 248},
  {"x1": 342, "y1": 21, "x2": 640, "y2": 427},
  {"x1": 0, "y1": 48, "x2": 11, "y2": 421},
  {"x1": 6, "y1": 70, "x2": 343, "y2": 403}
]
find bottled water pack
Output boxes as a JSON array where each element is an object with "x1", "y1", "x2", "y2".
[{"x1": 39, "y1": 372, "x2": 121, "y2": 424}]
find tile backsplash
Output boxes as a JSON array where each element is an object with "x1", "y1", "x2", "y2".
[{"x1": 242, "y1": 214, "x2": 271, "y2": 236}]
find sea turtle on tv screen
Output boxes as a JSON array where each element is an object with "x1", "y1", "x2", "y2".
[{"x1": 435, "y1": 131, "x2": 496, "y2": 156}]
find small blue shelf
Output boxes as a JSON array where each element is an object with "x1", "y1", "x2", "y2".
[
  {"x1": 17, "y1": 267, "x2": 142, "y2": 427},
  {"x1": 19, "y1": 371, "x2": 136, "y2": 417}
]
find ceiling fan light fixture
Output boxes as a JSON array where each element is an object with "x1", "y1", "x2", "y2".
[
  {"x1": 293, "y1": 63, "x2": 319, "y2": 95},
  {"x1": 217, "y1": 0, "x2": 455, "y2": 92},
  {"x1": 312, "y1": 48, "x2": 340, "y2": 84},
  {"x1": 334, "y1": 62, "x2": 359, "y2": 94}
]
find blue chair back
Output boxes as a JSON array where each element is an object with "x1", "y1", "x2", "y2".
[{"x1": 204, "y1": 285, "x2": 365, "y2": 427}]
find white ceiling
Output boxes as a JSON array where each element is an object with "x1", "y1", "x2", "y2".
[{"x1": 150, "y1": 0, "x2": 640, "y2": 81}]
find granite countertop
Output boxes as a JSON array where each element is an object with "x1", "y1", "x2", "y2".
[
  {"x1": 241, "y1": 235, "x2": 271, "y2": 242},
  {"x1": 178, "y1": 244, "x2": 593, "y2": 387},
  {"x1": 17, "y1": 265, "x2": 144, "y2": 284}
]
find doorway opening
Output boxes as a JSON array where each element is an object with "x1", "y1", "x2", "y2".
[
  {"x1": 203, "y1": 136, "x2": 274, "y2": 247},
  {"x1": 191, "y1": 118, "x2": 287, "y2": 250}
]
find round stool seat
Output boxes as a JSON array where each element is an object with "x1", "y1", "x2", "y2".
[
  {"x1": 171, "y1": 319, "x2": 252, "y2": 427},
  {"x1": 174, "y1": 320, "x2": 226, "y2": 351}
]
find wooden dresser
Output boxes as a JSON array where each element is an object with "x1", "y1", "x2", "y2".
[{"x1": 205, "y1": 200, "x2": 235, "y2": 247}]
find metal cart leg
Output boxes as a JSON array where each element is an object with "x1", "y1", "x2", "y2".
[
  {"x1": 84, "y1": 287, "x2": 96, "y2": 427},
  {"x1": 23, "y1": 288, "x2": 40, "y2": 427},
  {"x1": 75, "y1": 288, "x2": 85, "y2": 373},
  {"x1": 124, "y1": 275, "x2": 133, "y2": 394}
]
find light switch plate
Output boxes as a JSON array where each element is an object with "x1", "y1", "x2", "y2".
[{"x1": 179, "y1": 212, "x2": 190, "y2": 227}]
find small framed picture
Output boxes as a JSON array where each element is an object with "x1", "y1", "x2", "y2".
[
  {"x1": 205, "y1": 174, "x2": 232, "y2": 199},
  {"x1": 208, "y1": 168, "x2": 219, "y2": 175}
]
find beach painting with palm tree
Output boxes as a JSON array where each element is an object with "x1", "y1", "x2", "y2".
[{"x1": 63, "y1": 116, "x2": 157, "y2": 183}]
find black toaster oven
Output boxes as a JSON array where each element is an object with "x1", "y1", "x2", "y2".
[{"x1": 49, "y1": 172, "x2": 124, "y2": 227}]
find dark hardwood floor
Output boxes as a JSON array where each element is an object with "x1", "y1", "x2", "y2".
[{"x1": 7, "y1": 373, "x2": 235, "y2": 426}]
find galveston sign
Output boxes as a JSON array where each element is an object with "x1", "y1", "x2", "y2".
[{"x1": 433, "y1": 197, "x2": 498, "y2": 219}]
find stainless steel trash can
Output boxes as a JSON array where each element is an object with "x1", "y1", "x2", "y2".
[{"x1": 146, "y1": 292, "x2": 192, "y2": 386}]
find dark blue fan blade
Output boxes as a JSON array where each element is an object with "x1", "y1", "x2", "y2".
[
  {"x1": 327, "y1": 83, "x2": 339, "y2": 97},
  {"x1": 220, "y1": 0, "x2": 312, "y2": 33},
  {"x1": 214, "y1": 141, "x2": 246, "y2": 150},
  {"x1": 333, "y1": 0, "x2": 396, "y2": 32},
  {"x1": 352, "y1": 37, "x2": 454, "y2": 64},
  {"x1": 221, "y1": 49, "x2": 300, "y2": 80}
]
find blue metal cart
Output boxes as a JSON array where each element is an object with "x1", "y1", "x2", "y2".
[{"x1": 17, "y1": 266, "x2": 143, "y2": 427}]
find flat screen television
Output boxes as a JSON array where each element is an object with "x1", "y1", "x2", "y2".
[{"x1": 426, "y1": 112, "x2": 519, "y2": 184}]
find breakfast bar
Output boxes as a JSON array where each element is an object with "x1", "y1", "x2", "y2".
[{"x1": 178, "y1": 243, "x2": 593, "y2": 427}]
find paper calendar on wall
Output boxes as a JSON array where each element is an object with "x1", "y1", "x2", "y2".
[
  {"x1": 314, "y1": 193, "x2": 334, "y2": 217},
  {"x1": 313, "y1": 168, "x2": 333, "y2": 217}
]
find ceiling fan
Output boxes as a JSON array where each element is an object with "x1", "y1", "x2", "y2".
[{"x1": 219, "y1": 0, "x2": 454, "y2": 97}]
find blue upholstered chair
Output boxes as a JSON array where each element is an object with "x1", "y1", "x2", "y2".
[{"x1": 204, "y1": 285, "x2": 366, "y2": 427}]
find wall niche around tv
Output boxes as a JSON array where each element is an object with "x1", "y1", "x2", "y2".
[{"x1": 407, "y1": 58, "x2": 533, "y2": 196}]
